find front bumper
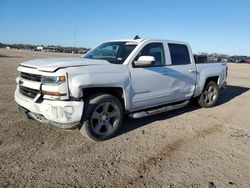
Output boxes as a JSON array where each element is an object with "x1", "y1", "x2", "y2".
[{"x1": 15, "y1": 89, "x2": 84, "y2": 129}]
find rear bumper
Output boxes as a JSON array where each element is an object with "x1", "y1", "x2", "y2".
[{"x1": 15, "y1": 89, "x2": 84, "y2": 129}]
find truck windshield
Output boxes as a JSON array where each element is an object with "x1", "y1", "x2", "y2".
[{"x1": 83, "y1": 42, "x2": 137, "y2": 64}]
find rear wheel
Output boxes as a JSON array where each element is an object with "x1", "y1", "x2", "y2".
[
  {"x1": 198, "y1": 81, "x2": 219, "y2": 108},
  {"x1": 80, "y1": 94, "x2": 123, "y2": 141}
]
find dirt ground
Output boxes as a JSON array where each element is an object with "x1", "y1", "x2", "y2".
[{"x1": 0, "y1": 49, "x2": 250, "y2": 188}]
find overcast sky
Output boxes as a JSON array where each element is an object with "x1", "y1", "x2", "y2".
[{"x1": 0, "y1": 0, "x2": 249, "y2": 55}]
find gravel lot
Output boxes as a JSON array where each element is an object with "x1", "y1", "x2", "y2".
[{"x1": 0, "y1": 49, "x2": 250, "y2": 188}]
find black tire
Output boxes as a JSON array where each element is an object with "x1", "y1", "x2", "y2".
[
  {"x1": 198, "y1": 81, "x2": 219, "y2": 108},
  {"x1": 80, "y1": 93, "x2": 123, "y2": 141}
]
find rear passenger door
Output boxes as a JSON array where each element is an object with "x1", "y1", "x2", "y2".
[{"x1": 165, "y1": 43, "x2": 196, "y2": 101}]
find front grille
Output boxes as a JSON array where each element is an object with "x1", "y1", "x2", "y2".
[
  {"x1": 19, "y1": 85, "x2": 40, "y2": 99},
  {"x1": 20, "y1": 72, "x2": 42, "y2": 82}
]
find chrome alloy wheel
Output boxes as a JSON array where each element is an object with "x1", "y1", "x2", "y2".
[
  {"x1": 202, "y1": 85, "x2": 218, "y2": 105},
  {"x1": 90, "y1": 102, "x2": 121, "y2": 136}
]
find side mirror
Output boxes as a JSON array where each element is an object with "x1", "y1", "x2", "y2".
[{"x1": 134, "y1": 56, "x2": 155, "y2": 67}]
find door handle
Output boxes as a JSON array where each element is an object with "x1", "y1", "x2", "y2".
[{"x1": 189, "y1": 69, "x2": 196, "y2": 73}]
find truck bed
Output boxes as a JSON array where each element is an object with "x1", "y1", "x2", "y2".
[{"x1": 194, "y1": 62, "x2": 227, "y2": 97}]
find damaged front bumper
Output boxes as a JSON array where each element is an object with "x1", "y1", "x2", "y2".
[{"x1": 15, "y1": 89, "x2": 84, "y2": 129}]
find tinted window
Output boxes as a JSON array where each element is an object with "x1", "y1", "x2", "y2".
[
  {"x1": 168, "y1": 44, "x2": 190, "y2": 65},
  {"x1": 134, "y1": 43, "x2": 165, "y2": 66}
]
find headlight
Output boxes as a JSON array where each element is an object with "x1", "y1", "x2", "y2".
[{"x1": 42, "y1": 75, "x2": 66, "y2": 84}]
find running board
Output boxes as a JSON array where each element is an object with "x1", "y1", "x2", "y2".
[{"x1": 129, "y1": 100, "x2": 190, "y2": 119}]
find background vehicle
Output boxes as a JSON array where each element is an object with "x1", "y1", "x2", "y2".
[
  {"x1": 245, "y1": 59, "x2": 250, "y2": 64},
  {"x1": 15, "y1": 38, "x2": 228, "y2": 141}
]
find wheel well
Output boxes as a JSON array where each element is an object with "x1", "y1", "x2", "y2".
[
  {"x1": 82, "y1": 87, "x2": 125, "y2": 109},
  {"x1": 205, "y1": 76, "x2": 219, "y2": 86}
]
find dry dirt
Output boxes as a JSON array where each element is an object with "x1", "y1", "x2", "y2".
[{"x1": 0, "y1": 49, "x2": 250, "y2": 188}]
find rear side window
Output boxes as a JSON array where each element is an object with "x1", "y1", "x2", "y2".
[{"x1": 168, "y1": 44, "x2": 190, "y2": 65}]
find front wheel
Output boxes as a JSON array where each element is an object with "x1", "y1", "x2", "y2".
[
  {"x1": 80, "y1": 94, "x2": 123, "y2": 141},
  {"x1": 198, "y1": 81, "x2": 219, "y2": 108}
]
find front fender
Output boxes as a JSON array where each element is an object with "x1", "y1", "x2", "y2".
[{"x1": 68, "y1": 72, "x2": 133, "y2": 110}]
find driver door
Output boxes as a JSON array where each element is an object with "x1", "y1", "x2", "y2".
[{"x1": 130, "y1": 42, "x2": 170, "y2": 110}]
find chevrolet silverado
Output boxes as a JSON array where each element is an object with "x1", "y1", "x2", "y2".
[{"x1": 15, "y1": 38, "x2": 227, "y2": 140}]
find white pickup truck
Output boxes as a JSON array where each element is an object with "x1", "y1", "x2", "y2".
[{"x1": 15, "y1": 38, "x2": 227, "y2": 141}]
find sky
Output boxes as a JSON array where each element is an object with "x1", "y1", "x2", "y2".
[{"x1": 0, "y1": 0, "x2": 249, "y2": 55}]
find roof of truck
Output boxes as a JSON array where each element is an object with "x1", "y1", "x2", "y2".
[
  {"x1": 108, "y1": 38, "x2": 188, "y2": 45},
  {"x1": 108, "y1": 39, "x2": 144, "y2": 43}
]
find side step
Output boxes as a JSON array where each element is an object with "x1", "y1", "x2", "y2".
[{"x1": 129, "y1": 100, "x2": 190, "y2": 119}]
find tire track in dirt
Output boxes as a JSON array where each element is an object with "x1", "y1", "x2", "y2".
[{"x1": 125, "y1": 123, "x2": 225, "y2": 186}]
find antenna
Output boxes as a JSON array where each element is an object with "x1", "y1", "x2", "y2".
[{"x1": 134, "y1": 35, "x2": 140, "y2": 40}]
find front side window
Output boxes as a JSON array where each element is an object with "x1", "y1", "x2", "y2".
[
  {"x1": 84, "y1": 42, "x2": 137, "y2": 64},
  {"x1": 134, "y1": 43, "x2": 165, "y2": 66},
  {"x1": 168, "y1": 43, "x2": 190, "y2": 65}
]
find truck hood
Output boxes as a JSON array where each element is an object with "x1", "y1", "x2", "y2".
[{"x1": 20, "y1": 57, "x2": 110, "y2": 72}]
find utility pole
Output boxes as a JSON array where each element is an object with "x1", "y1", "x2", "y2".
[{"x1": 74, "y1": 25, "x2": 76, "y2": 48}]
